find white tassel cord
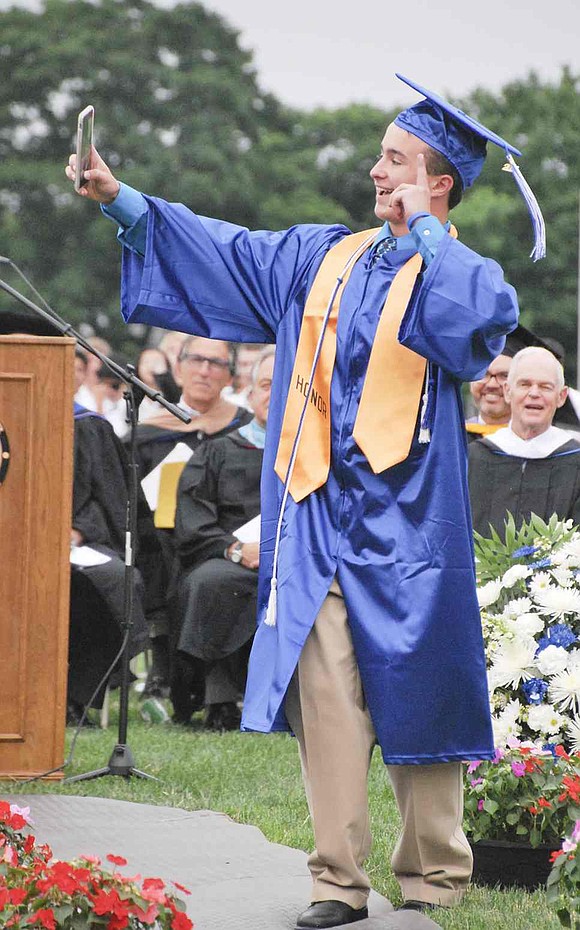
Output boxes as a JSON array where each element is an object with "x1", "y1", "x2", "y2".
[
  {"x1": 503, "y1": 154, "x2": 546, "y2": 262},
  {"x1": 418, "y1": 363, "x2": 431, "y2": 445},
  {"x1": 263, "y1": 233, "x2": 377, "y2": 627}
]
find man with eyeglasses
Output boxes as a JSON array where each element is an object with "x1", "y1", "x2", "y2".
[
  {"x1": 469, "y1": 347, "x2": 580, "y2": 537},
  {"x1": 465, "y1": 353, "x2": 512, "y2": 442},
  {"x1": 131, "y1": 334, "x2": 252, "y2": 724},
  {"x1": 173, "y1": 347, "x2": 274, "y2": 731}
]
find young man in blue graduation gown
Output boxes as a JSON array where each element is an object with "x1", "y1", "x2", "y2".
[{"x1": 66, "y1": 74, "x2": 538, "y2": 927}]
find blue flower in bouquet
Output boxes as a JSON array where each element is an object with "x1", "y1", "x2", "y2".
[
  {"x1": 522, "y1": 678, "x2": 550, "y2": 705},
  {"x1": 537, "y1": 624, "x2": 577, "y2": 653},
  {"x1": 512, "y1": 545, "x2": 540, "y2": 559},
  {"x1": 529, "y1": 557, "x2": 552, "y2": 570}
]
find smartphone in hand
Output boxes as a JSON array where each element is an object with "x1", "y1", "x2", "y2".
[{"x1": 74, "y1": 105, "x2": 95, "y2": 192}]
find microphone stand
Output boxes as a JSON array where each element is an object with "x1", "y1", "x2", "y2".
[{"x1": 0, "y1": 271, "x2": 190, "y2": 781}]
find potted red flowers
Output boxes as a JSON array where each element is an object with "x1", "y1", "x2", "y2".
[
  {"x1": 0, "y1": 801, "x2": 193, "y2": 930},
  {"x1": 464, "y1": 741, "x2": 580, "y2": 888}
]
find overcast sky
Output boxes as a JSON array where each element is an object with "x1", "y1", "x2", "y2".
[
  {"x1": 1, "y1": 0, "x2": 578, "y2": 111},
  {"x1": 177, "y1": 0, "x2": 579, "y2": 110}
]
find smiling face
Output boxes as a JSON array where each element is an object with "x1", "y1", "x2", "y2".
[
  {"x1": 504, "y1": 350, "x2": 567, "y2": 439},
  {"x1": 470, "y1": 355, "x2": 512, "y2": 424},
  {"x1": 370, "y1": 122, "x2": 431, "y2": 227}
]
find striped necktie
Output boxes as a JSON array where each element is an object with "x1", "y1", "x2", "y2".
[{"x1": 371, "y1": 236, "x2": 397, "y2": 265}]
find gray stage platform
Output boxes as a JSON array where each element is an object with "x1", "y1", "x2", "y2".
[{"x1": 5, "y1": 795, "x2": 442, "y2": 930}]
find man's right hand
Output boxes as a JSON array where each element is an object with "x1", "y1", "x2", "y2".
[{"x1": 65, "y1": 145, "x2": 120, "y2": 204}]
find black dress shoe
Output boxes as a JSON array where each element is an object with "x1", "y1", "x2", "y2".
[
  {"x1": 66, "y1": 701, "x2": 97, "y2": 728},
  {"x1": 203, "y1": 702, "x2": 241, "y2": 732},
  {"x1": 397, "y1": 900, "x2": 437, "y2": 912},
  {"x1": 296, "y1": 900, "x2": 368, "y2": 929}
]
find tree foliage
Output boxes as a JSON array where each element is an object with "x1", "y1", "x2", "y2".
[{"x1": 0, "y1": 1, "x2": 578, "y2": 373}]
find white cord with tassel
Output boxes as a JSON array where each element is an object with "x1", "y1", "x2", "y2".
[{"x1": 263, "y1": 233, "x2": 377, "y2": 627}]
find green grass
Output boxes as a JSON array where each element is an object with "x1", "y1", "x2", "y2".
[{"x1": 0, "y1": 695, "x2": 561, "y2": 929}]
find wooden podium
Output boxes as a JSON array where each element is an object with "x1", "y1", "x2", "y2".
[{"x1": 0, "y1": 335, "x2": 74, "y2": 779}]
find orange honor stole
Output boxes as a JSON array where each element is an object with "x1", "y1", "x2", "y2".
[{"x1": 275, "y1": 225, "x2": 457, "y2": 503}]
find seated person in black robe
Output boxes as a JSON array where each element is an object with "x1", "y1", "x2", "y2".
[
  {"x1": 131, "y1": 335, "x2": 252, "y2": 699},
  {"x1": 69, "y1": 402, "x2": 155, "y2": 725},
  {"x1": 172, "y1": 347, "x2": 274, "y2": 730},
  {"x1": 469, "y1": 347, "x2": 580, "y2": 538}
]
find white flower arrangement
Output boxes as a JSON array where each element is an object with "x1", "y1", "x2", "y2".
[{"x1": 475, "y1": 514, "x2": 580, "y2": 748}]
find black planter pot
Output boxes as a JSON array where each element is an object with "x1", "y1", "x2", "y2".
[{"x1": 470, "y1": 838, "x2": 559, "y2": 890}]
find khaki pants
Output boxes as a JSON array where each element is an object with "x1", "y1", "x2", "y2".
[{"x1": 284, "y1": 579, "x2": 472, "y2": 908}]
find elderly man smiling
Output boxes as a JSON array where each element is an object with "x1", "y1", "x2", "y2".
[{"x1": 469, "y1": 346, "x2": 580, "y2": 537}]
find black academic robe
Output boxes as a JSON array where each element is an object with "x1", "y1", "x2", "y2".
[
  {"x1": 131, "y1": 406, "x2": 253, "y2": 640},
  {"x1": 70, "y1": 409, "x2": 154, "y2": 707},
  {"x1": 468, "y1": 435, "x2": 580, "y2": 538},
  {"x1": 133, "y1": 406, "x2": 253, "y2": 475},
  {"x1": 174, "y1": 429, "x2": 263, "y2": 663}
]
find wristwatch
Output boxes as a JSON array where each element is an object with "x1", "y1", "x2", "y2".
[{"x1": 226, "y1": 541, "x2": 243, "y2": 564}]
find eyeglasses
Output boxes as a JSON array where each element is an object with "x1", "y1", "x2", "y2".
[
  {"x1": 179, "y1": 353, "x2": 231, "y2": 371},
  {"x1": 478, "y1": 371, "x2": 509, "y2": 385}
]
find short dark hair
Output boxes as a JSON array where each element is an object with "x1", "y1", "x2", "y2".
[
  {"x1": 424, "y1": 146, "x2": 463, "y2": 210},
  {"x1": 179, "y1": 335, "x2": 236, "y2": 375}
]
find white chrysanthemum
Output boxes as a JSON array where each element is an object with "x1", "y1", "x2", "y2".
[
  {"x1": 558, "y1": 536, "x2": 580, "y2": 568},
  {"x1": 526, "y1": 703, "x2": 566, "y2": 735},
  {"x1": 477, "y1": 579, "x2": 503, "y2": 609},
  {"x1": 550, "y1": 652, "x2": 580, "y2": 713},
  {"x1": 528, "y1": 572, "x2": 553, "y2": 598},
  {"x1": 504, "y1": 613, "x2": 545, "y2": 638},
  {"x1": 490, "y1": 637, "x2": 537, "y2": 688},
  {"x1": 536, "y1": 644, "x2": 570, "y2": 676},
  {"x1": 566, "y1": 716, "x2": 580, "y2": 753},
  {"x1": 552, "y1": 567, "x2": 575, "y2": 588},
  {"x1": 534, "y1": 586, "x2": 580, "y2": 617},
  {"x1": 492, "y1": 699, "x2": 522, "y2": 747},
  {"x1": 501, "y1": 564, "x2": 532, "y2": 589},
  {"x1": 502, "y1": 597, "x2": 533, "y2": 620}
]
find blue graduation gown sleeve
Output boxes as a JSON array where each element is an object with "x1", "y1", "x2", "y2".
[
  {"x1": 120, "y1": 196, "x2": 350, "y2": 342},
  {"x1": 399, "y1": 232, "x2": 518, "y2": 381}
]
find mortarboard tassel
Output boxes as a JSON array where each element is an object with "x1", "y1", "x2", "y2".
[{"x1": 502, "y1": 153, "x2": 546, "y2": 262}]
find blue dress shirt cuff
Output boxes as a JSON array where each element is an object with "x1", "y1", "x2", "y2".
[
  {"x1": 409, "y1": 213, "x2": 447, "y2": 266},
  {"x1": 100, "y1": 183, "x2": 148, "y2": 255}
]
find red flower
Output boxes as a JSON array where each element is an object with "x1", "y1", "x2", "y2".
[
  {"x1": 106, "y1": 915, "x2": 129, "y2": 930},
  {"x1": 24, "y1": 834, "x2": 36, "y2": 853},
  {"x1": 538, "y1": 797, "x2": 552, "y2": 808},
  {"x1": 27, "y1": 909, "x2": 56, "y2": 930},
  {"x1": 92, "y1": 888, "x2": 129, "y2": 920},
  {"x1": 561, "y1": 775, "x2": 580, "y2": 802},
  {"x1": 141, "y1": 876, "x2": 167, "y2": 904},
  {"x1": 171, "y1": 912, "x2": 194, "y2": 930},
  {"x1": 529, "y1": 805, "x2": 539, "y2": 815},
  {"x1": 0, "y1": 802, "x2": 12, "y2": 821},
  {"x1": 550, "y1": 849, "x2": 566, "y2": 863},
  {"x1": 106, "y1": 854, "x2": 128, "y2": 867},
  {"x1": 556, "y1": 745, "x2": 570, "y2": 760},
  {"x1": 9, "y1": 814, "x2": 27, "y2": 831},
  {"x1": 172, "y1": 881, "x2": 192, "y2": 896},
  {"x1": 36, "y1": 861, "x2": 83, "y2": 896},
  {"x1": 9, "y1": 888, "x2": 28, "y2": 905}
]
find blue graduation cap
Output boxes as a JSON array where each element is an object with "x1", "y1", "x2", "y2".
[{"x1": 394, "y1": 73, "x2": 546, "y2": 261}]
